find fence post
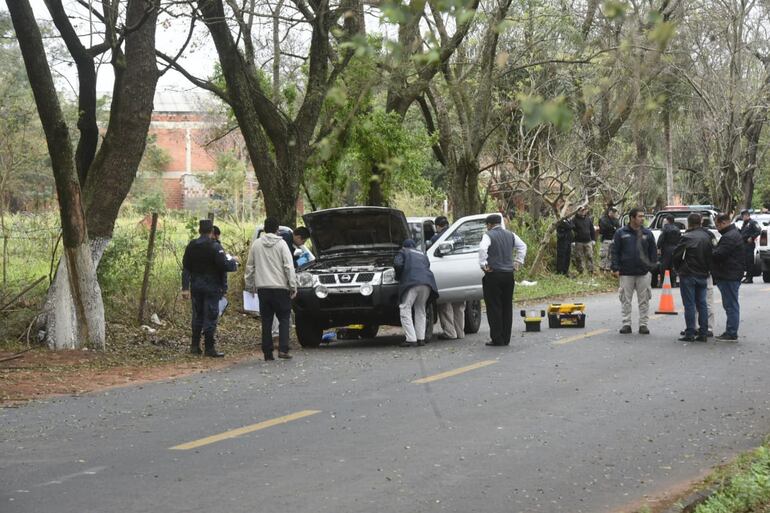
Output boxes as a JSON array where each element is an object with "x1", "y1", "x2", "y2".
[
  {"x1": 2, "y1": 234, "x2": 7, "y2": 287},
  {"x1": 138, "y1": 213, "x2": 159, "y2": 324}
]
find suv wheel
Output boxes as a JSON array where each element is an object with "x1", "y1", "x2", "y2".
[
  {"x1": 464, "y1": 300, "x2": 482, "y2": 334},
  {"x1": 295, "y1": 315, "x2": 322, "y2": 348},
  {"x1": 764, "y1": 271, "x2": 770, "y2": 283}
]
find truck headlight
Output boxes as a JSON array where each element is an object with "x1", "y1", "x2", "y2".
[
  {"x1": 381, "y1": 268, "x2": 397, "y2": 284},
  {"x1": 360, "y1": 283, "x2": 373, "y2": 296},
  {"x1": 297, "y1": 272, "x2": 314, "y2": 288},
  {"x1": 314, "y1": 285, "x2": 329, "y2": 299}
]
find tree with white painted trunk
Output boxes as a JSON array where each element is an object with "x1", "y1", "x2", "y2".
[{"x1": 8, "y1": 0, "x2": 161, "y2": 349}]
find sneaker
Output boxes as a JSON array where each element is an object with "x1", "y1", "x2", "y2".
[
  {"x1": 715, "y1": 333, "x2": 738, "y2": 341},
  {"x1": 639, "y1": 326, "x2": 650, "y2": 335},
  {"x1": 278, "y1": 352, "x2": 293, "y2": 359},
  {"x1": 400, "y1": 341, "x2": 417, "y2": 347},
  {"x1": 416, "y1": 340, "x2": 425, "y2": 346},
  {"x1": 678, "y1": 335, "x2": 695, "y2": 342},
  {"x1": 619, "y1": 325, "x2": 632, "y2": 334},
  {"x1": 741, "y1": 278, "x2": 753, "y2": 284},
  {"x1": 437, "y1": 333, "x2": 455, "y2": 340},
  {"x1": 694, "y1": 335, "x2": 708, "y2": 342},
  {"x1": 707, "y1": 330, "x2": 714, "y2": 337},
  {"x1": 485, "y1": 341, "x2": 504, "y2": 346}
]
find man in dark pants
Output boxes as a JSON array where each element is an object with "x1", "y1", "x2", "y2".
[
  {"x1": 739, "y1": 210, "x2": 761, "y2": 283},
  {"x1": 712, "y1": 213, "x2": 745, "y2": 341},
  {"x1": 245, "y1": 217, "x2": 297, "y2": 360},
  {"x1": 657, "y1": 214, "x2": 681, "y2": 287},
  {"x1": 598, "y1": 207, "x2": 620, "y2": 271},
  {"x1": 181, "y1": 220, "x2": 231, "y2": 357},
  {"x1": 673, "y1": 213, "x2": 713, "y2": 342},
  {"x1": 478, "y1": 214, "x2": 527, "y2": 346},
  {"x1": 572, "y1": 206, "x2": 596, "y2": 273},
  {"x1": 555, "y1": 216, "x2": 573, "y2": 275}
]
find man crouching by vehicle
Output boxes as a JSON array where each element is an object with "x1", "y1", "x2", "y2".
[{"x1": 394, "y1": 239, "x2": 438, "y2": 347}]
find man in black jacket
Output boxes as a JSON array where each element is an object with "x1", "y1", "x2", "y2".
[
  {"x1": 182, "y1": 220, "x2": 232, "y2": 357},
  {"x1": 555, "y1": 216, "x2": 573, "y2": 275},
  {"x1": 739, "y1": 210, "x2": 761, "y2": 283},
  {"x1": 673, "y1": 213, "x2": 713, "y2": 342},
  {"x1": 712, "y1": 213, "x2": 745, "y2": 341},
  {"x1": 598, "y1": 207, "x2": 620, "y2": 271},
  {"x1": 657, "y1": 214, "x2": 681, "y2": 287},
  {"x1": 572, "y1": 207, "x2": 596, "y2": 273},
  {"x1": 611, "y1": 207, "x2": 657, "y2": 335}
]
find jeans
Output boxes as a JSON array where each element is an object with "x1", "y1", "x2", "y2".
[
  {"x1": 715, "y1": 280, "x2": 741, "y2": 336},
  {"x1": 679, "y1": 275, "x2": 708, "y2": 337}
]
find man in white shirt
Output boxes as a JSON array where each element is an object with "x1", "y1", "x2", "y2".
[{"x1": 478, "y1": 214, "x2": 527, "y2": 346}]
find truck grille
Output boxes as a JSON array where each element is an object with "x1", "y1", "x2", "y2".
[
  {"x1": 321, "y1": 295, "x2": 373, "y2": 309},
  {"x1": 318, "y1": 275, "x2": 336, "y2": 284},
  {"x1": 356, "y1": 273, "x2": 375, "y2": 283}
]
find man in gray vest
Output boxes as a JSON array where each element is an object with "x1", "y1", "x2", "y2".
[{"x1": 478, "y1": 214, "x2": 527, "y2": 346}]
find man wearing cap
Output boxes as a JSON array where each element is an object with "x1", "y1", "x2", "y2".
[
  {"x1": 739, "y1": 210, "x2": 761, "y2": 284},
  {"x1": 181, "y1": 220, "x2": 232, "y2": 357},
  {"x1": 478, "y1": 214, "x2": 527, "y2": 346}
]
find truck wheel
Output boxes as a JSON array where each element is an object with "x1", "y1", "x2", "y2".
[
  {"x1": 295, "y1": 315, "x2": 322, "y2": 347},
  {"x1": 464, "y1": 300, "x2": 482, "y2": 334},
  {"x1": 361, "y1": 324, "x2": 379, "y2": 339},
  {"x1": 764, "y1": 271, "x2": 770, "y2": 283}
]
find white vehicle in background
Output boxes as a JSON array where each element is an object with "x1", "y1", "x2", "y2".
[{"x1": 734, "y1": 212, "x2": 770, "y2": 283}]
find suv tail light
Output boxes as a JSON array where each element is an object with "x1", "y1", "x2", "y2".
[{"x1": 761, "y1": 230, "x2": 767, "y2": 246}]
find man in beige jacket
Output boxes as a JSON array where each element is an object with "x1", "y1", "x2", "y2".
[{"x1": 245, "y1": 217, "x2": 298, "y2": 360}]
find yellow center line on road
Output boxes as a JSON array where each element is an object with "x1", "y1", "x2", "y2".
[
  {"x1": 552, "y1": 329, "x2": 609, "y2": 346},
  {"x1": 762, "y1": 287, "x2": 770, "y2": 292},
  {"x1": 170, "y1": 410, "x2": 322, "y2": 450},
  {"x1": 412, "y1": 360, "x2": 498, "y2": 384}
]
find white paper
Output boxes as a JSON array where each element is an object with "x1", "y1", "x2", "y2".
[
  {"x1": 243, "y1": 291, "x2": 259, "y2": 313},
  {"x1": 218, "y1": 297, "x2": 229, "y2": 318}
]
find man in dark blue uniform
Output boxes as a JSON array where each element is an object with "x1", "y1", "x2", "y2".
[
  {"x1": 739, "y1": 210, "x2": 761, "y2": 284},
  {"x1": 182, "y1": 220, "x2": 231, "y2": 357}
]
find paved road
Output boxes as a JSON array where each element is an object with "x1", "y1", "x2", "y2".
[{"x1": 2, "y1": 282, "x2": 770, "y2": 513}]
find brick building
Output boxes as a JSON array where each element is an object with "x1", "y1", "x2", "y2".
[{"x1": 149, "y1": 91, "x2": 231, "y2": 210}]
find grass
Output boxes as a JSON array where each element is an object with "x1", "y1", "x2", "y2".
[
  {"x1": 515, "y1": 271, "x2": 617, "y2": 302},
  {"x1": 691, "y1": 444, "x2": 770, "y2": 513},
  {"x1": 630, "y1": 441, "x2": 770, "y2": 513}
]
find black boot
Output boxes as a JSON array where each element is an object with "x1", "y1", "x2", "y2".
[
  {"x1": 203, "y1": 332, "x2": 224, "y2": 357},
  {"x1": 190, "y1": 330, "x2": 202, "y2": 355}
]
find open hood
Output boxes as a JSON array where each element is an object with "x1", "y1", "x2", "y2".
[{"x1": 303, "y1": 207, "x2": 410, "y2": 256}]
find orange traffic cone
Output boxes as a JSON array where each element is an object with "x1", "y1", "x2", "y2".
[{"x1": 655, "y1": 270, "x2": 679, "y2": 315}]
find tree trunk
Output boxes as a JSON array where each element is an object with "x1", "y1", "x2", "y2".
[
  {"x1": 451, "y1": 155, "x2": 481, "y2": 218},
  {"x1": 663, "y1": 104, "x2": 674, "y2": 205},
  {"x1": 8, "y1": 0, "x2": 105, "y2": 349}
]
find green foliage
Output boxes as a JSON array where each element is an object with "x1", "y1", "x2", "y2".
[
  {"x1": 693, "y1": 445, "x2": 770, "y2": 513},
  {"x1": 127, "y1": 135, "x2": 170, "y2": 215},
  {"x1": 517, "y1": 94, "x2": 573, "y2": 132},
  {"x1": 349, "y1": 109, "x2": 436, "y2": 202},
  {"x1": 199, "y1": 151, "x2": 248, "y2": 219},
  {"x1": 0, "y1": 13, "x2": 54, "y2": 212}
]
